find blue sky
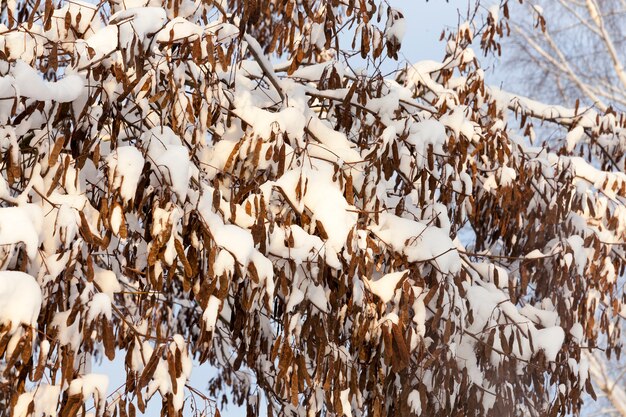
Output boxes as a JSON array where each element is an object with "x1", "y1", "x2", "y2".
[{"x1": 392, "y1": 0, "x2": 467, "y2": 60}]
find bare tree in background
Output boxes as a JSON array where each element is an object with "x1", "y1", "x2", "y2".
[
  {"x1": 505, "y1": 0, "x2": 626, "y2": 111},
  {"x1": 505, "y1": 1, "x2": 626, "y2": 415}
]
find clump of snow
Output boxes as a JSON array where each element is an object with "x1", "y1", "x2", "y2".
[
  {"x1": 364, "y1": 270, "x2": 408, "y2": 303},
  {"x1": 145, "y1": 335, "x2": 193, "y2": 411},
  {"x1": 0, "y1": 204, "x2": 43, "y2": 259},
  {"x1": 106, "y1": 146, "x2": 145, "y2": 203},
  {"x1": 52, "y1": 310, "x2": 82, "y2": 351},
  {"x1": 407, "y1": 390, "x2": 422, "y2": 415},
  {"x1": 406, "y1": 119, "x2": 447, "y2": 166},
  {"x1": 80, "y1": 25, "x2": 118, "y2": 61},
  {"x1": 203, "y1": 295, "x2": 221, "y2": 331},
  {"x1": 233, "y1": 102, "x2": 305, "y2": 141},
  {"x1": 87, "y1": 293, "x2": 112, "y2": 322},
  {"x1": 68, "y1": 373, "x2": 109, "y2": 413},
  {"x1": 306, "y1": 116, "x2": 362, "y2": 164},
  {"x1": 13, "y1": 61, "x2": 85, "y2": 103},
  {"x1": 0, "y1": 271, "x2": 42, "y2": 330},
  {"x1": 251, "y1": 250, "x2": 275, "y2": 298},
  {"x1": 536, "y1": 327, "x2": 565, "y2": 361},
  {"x1": 566, "y1": 126, "x2": 585, "y2": 151},
  {"x1": 565, "y1": 234, "x2": 590, "y2": 276},
  {"x1": 93, "y1": 266, "x2": 122, "y2": 300},
  {"x1": 170, "y1": 335, "x2": 193, "y2": 410},
  {"x1": 214, "y1": 249, "x2": 235, "y2": 276},
  {"x1": 268, "y1": 225, "x2": 340, "y2": 269},
  {"x1": 156, "y1": 17, "x2": 203, "y2": 42},
  {"x1": 372, "y1": 213, "x2": 460, "y2": 273},
  {"x1": 306, "y1": 281, "x2": 329, "y2": 313},
  {"x1": 519, "y1": 303, "x2": 559, "y2": 327},
  {"x1": 570, "y1": 323, "x2": 584, "y2": 343},
  {"x1": 109, "y1": 7, "x2": 167, "y2": 42},
  {"x1": 340, "y1": 389, "x2": 353, "y2": 417},
  {"x1": 272, "y1": 167, "x2": 357, "y2": 255},
  {"x1": 205, "y1": 21, "x2": 239, "y2": 42},
  {"x1": 143, "y1": 126, "x2": 191, "y2": 200},
  {"x1": 200, "y1": 205, "x2": 255, "y2": 265},
  {"x1": 47, "y1": 0, "x2": 102, "y2": 40},
  {"x1": 385, "y1": 9, "x2": 406, "y2": 43},
  {"x1": 110, "y1": 204, "x2": 124, "y2": 236},
  {"x1": 286, "y1": 287, "x2": 305, "y2": 313},
  {"x1": 13, "y1": 384, "x2": 60, "y2": 417},
  {"x1": 3, "y1": 31, "x2": 41, "y2": 62},
  {"x1": 290, "y1": 61, "x2": 337, "y2": 81},
  {"x1": 524, "y1": 249, "x2": 545, "y2": 259}
]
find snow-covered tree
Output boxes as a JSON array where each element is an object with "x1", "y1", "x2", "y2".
[{"x1": 0, "y1": 0, "x2": 624, "y2": 416}]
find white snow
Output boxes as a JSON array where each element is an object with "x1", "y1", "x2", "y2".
[
  {"x1": 306, "y1": 281, "x2": 329, "y2": 313},
  {"x1": 339, "y1": 389, "x2": 352, "y2": 417},
  {"x1": 156, "y1": 17, "x2": 203, "y2": 42},
  {"x1": 305, "y1": 116, "x2": 362, "y2": 164},
  {"x1": 82, "y1": 25, "x2": 118, "y2": 60},
  {"x1": 52, "y1": 310, "x2": 82, "y2": 351},
  {"x1": 93, "y1": 267, "x2": 122, "y2": 299},
  {"x1": 214, "y1": 249, "x2": 235, "y2": 276},
  {"x1": 566, "y1": 126, "x2": 585, "y2": 151},
  {"x1": 233, "y1": 103, "x2": 305, "y2": 141},
  {"x1": 200, "y1": 206, "x2": 255, "y2": 265},
  {"x1": 286, "y1": 287, "x2": 305, "y2": 313},
  {"x1": 13, "y1": 384, "x2": 60, "y2": 417},
  {"x1": 570, "y1": 323, "x2": 584, "y2": 343},
  {"x1": 109, "y1": 7, "x2": 167, "y2": 40},
  {"x1": 0, "y1": 204, "x2": 43, "y2": 259},
  {"x1": 291, "y1": 62, "x2": 336, "y2": 81},
  {"x1": 0, "y1": 271, "x2": 42, "y2": 329},
  {"x1": 48, "y1": 0, "x2": 102, "y2": 40},
  {"x1": 364, "y1": 270, "x2": 408, "y2": 304},
  {"x1": 68, "y1": 373, "x2": 109, "y2": 413},
  {"x1": 268, "y1": 225, "x2": 340, "y2": 269},
  {"x1": 3, "y1": 31, "x2": 41, "y2": 62},
  {"x1": 372, "y1": 213, "x2": 460, "y2": 273},
  {"x1": 110, "y1": 203, "x2": 124, "y2": 236},
  {"x1": 143, "y1": 126, "x2": 191, "y2": 200},
  {"x1": 0, "y1": 2, "x2": 614, "y2": 414},
  {"x1": 13, "y1": 61, "x2": 85, "y2": 103},
  {"x1": 203, "y1": 295, "x2": 221, "y2": 331},
  {"x1": 87, "y1": 292, "x2": 113, "y2": 322},
  {"x1": 524, "y1": 249, "x2": 545, "y2": 259},
  {"x1": 519, "y1": 304, "x2": 559, "y2": 327},
  {"x1": 273, "y1": 168, "x2": 357, "y2": 255},
  {"x1": 106, "y1": 146, "x2": 145, "y2": 203},
  {"x1": 385, "y1": 9, "x2": 406, "y2": 43},
  {"x1": 407, "y1": 390, "x2": 422, "y2": 415},
  {"x1": 536, "y1": 327, "x2": 565, "y2": 362}
]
